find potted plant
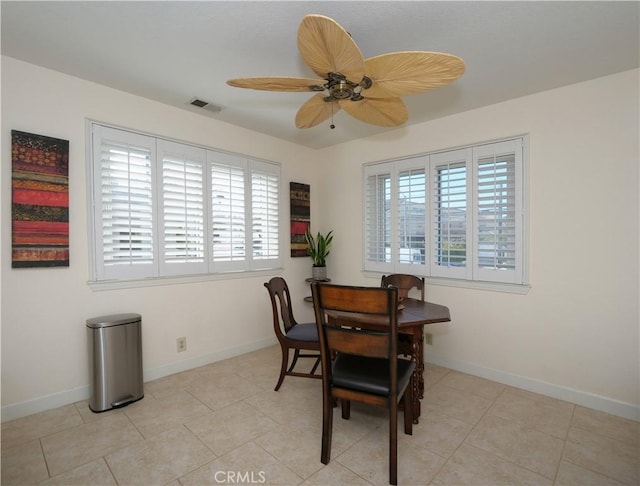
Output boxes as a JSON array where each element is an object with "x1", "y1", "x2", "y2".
[{"x1": 305, "y1": 229, "x2": 333, "y2": 281}]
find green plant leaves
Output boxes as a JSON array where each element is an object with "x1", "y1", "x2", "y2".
[{"x1": 304, "y1": 230, "x2": 333, "y2": 266}]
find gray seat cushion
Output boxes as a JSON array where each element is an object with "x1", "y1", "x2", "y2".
[{"x1": 286, "y1": 323, "x2": 318, "y2": 341}]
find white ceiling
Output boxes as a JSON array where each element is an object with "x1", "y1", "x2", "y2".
[{"x1": 2, "y1": 1, "x2": 638, "y2": 149}]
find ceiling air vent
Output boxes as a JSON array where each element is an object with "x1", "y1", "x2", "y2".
[{"x1": 188, "y1": 97, "x2": 222, "y2": 113}]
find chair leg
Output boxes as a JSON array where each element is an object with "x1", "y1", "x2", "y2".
[
  {"x1": 341, "y1": 399, "x2": 351, "y2": 419},
  {"x1": 321, "y1": 391, "x2": 333, "y2": 465},
  {"x1": 404, "y1": 379, "x2": 413, "y2": 435},
  {"x1": 389, "y1": 402, "x2": 398, "y2": 485},
  {"x1": 274, "y1": 345, "x2": 289, "y2": 391},
  {"x1": 310, "y1": 356, "x2": 321, "y2": 375},
  {"x1": 287, "y1": 349, "x2": 301, "y2": 373}
]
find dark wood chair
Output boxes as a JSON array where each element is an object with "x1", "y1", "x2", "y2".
[
  {"x1": 381, "y1": 274, "x2": 426, "y2": 403},
  {"x1": 264, "y1": 277, "x2": 321, "y2": 391},
  {"x1": 380, "y1": 274, "x2": 425, "y2": 301},
  {"x1": 311, "y1": 283, "x2": 414, "y2": 485}
]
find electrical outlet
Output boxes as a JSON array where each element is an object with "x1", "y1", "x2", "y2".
[
  {"x1": 425, "y1": 333, "x2": 433, "y2": 345},
  {"x1": 177, "y1": 336, "x2": 187, "y2": 352}
]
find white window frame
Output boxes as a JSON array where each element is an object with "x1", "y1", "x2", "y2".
[
  {"x1": 363, "y1": 136, "x2": 529, "y2": 292},
  {"x1": 87, "y1": 122, "x2": 282, "y2": 287}
]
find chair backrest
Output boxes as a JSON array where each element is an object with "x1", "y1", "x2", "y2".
[
  {"x1": 311, "y1": 283, "x2": 400, "y2": 386},
  {"x1": 381, "y1": 274, "x2": 425, "y2": 301},
  {"x1": 264, "y1": 277, "x2": 298, "y2": 336}
]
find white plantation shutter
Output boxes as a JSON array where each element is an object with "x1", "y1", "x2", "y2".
[
  {"x1": 158, "y1": 140, "x2": 206, "y2": 275},
  {"x1": 395, "y1": 158, "x2": 427, "y2": 274},
  {"x1": 364, "y1": 158, "x2": 428, "y2": 274},
  {"x1": 430, "y1": 149, "x2": 470, "y2": 279},
  {"x1": 251, "y1": 162, "x2": 281, "y2": 268},
  {"x1": 92, "y1": 125, "x2": 156, "y2": 280},
  {"x1": 89, "y1": 123, "x2": 282, "y2": 283},
  {"x1": 363, "y1": 136, "x2": 527, "y2": 288},
  {"x1": 364, "y1": 164, "x2": 392, "y2": 272},
  {"x1": 210, "y1": 152, "x2": 247, "y2": 272},
  {"x1": 473, "y1": 139, "x2": 523, "y2": 283}
]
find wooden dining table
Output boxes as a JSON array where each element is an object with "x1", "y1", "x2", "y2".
[{"x1": 326, "y1": 297, "x2": 451, "y2": 423}]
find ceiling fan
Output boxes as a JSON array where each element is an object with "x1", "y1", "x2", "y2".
[{"x1": 227, "y1": 14, "x2": 465, "y2": 130}]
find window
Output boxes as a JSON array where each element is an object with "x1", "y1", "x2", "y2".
[
  {"x1": 364, "y1": 137, "x2": 527, "y2": 288},
  {"x1": 89, "y1": 123, "x2": 281, "y2": 283}
]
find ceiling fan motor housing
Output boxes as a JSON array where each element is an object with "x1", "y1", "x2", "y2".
[
  {"x1": 330, "y1": 81, "x2": 352, "y2": 99},
  {"x1": 325, "y1": 73, "x2": 371, "y2": 102}
]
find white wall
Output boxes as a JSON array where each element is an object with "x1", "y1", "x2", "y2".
[
  {"x1": 1, "y1": 57, "x2": 323, "y2": 420},
  {"x1": 2, "y1": 56, "x2": 638, "y2": 422},
  {"x1": 319, "y1": 69, "x2": 639, "y2": 419}
]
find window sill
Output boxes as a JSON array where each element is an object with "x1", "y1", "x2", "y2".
[
  {"x1": 424, "y1": 276, "x2": 531, "y2": 294},
  {"x1": 364, "y1": 272, "x2": 531, "y2": 295},
  {"x1": 87, "y1": 268, "x2": 283, "y2": 291}
]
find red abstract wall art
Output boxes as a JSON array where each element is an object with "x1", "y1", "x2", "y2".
[
  {"x1": 290, "y1": 182, "x2": 310, "y2": 257},
  {"x1": 11, "y1": 130, "x2": 69, "y2": 268}
]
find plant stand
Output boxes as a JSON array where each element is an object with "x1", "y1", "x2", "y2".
[{"x1": 304, "y1": 277, "x2": 331, "y2": 302}]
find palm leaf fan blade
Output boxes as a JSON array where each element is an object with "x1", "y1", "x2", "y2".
[
  {"x1": 296, "y1": 94, "x2": 340, "y2": 129},
  {"x1": 297, "y1": 14, "x2": 365, "y2": 82},
  {"x1": 339, "y1": 97, "x2": 408, "y2": 127},
  {"x1": 363, "y1": 51, "x2": 466, "y2": 98},
  {"x1": 226, "y1": 76, "x2": 324, "y2": 92}
]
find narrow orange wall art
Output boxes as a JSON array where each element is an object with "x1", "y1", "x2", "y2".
[{"x1": 11, "y1": 130, "x2": 69, "y2": 267}]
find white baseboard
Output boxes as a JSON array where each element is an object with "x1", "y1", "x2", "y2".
[
  {"x1": 426, "y1": 354, "x2": 639, "y2": 422},
  {"x1": 1, "y1": 337, "x2": 277, "y2": 423},
  {"x1": 1, "y1": 385, "x2": 92, "y2": 423},
  {"x1": 5, "y1": 340, "x2": 636, "y2": 423},
  {"x1": 142, "y1": 336, "x2": 277, "y2": 382}
]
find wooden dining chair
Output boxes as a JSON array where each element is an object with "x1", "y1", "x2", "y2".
[
  {"x1": 381, "y1": 274, "x2": 427, "y2": 401},
  {"x1": 311, "y1": 282, "x2": 414, "y2": 485},
  {"x1": 264, "y1": 277, "x2": 321, "y2": 391},
  {"x1": 381, "y1": 274, "x2": 425, "y2": 347},
  {"x1": 380, "y1": 274, "x2": 425, "y2": 301}
]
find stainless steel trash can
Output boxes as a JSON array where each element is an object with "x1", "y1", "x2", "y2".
[{"x1": 87, "y1": 313, "x2": 143, "y2": 412}]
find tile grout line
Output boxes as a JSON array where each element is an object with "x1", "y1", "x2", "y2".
[
  {"x1": 38, "y1": 437, "x2": 53, "y2": 481},
  {"x1": 429, "y1": 379, "x2": 508, "y2": 484},
  {"x1": 102, "y1": 456, "x2": 121, "y2": 486},
  {"x1": 551, "y1": 402, "x2": 578, "y2": 485}
]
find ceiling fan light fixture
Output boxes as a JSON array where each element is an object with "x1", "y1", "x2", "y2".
[
  {"x1": 324, "y1": 72, "x2": 371, "y2": 101},
  {"x1": 329, "y1": 81, "x2": 352, "y2": 99}
]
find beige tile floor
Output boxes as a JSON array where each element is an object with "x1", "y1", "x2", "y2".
[{"x1": 2, "y1": 345, "x2": 638, "y2": 485}]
